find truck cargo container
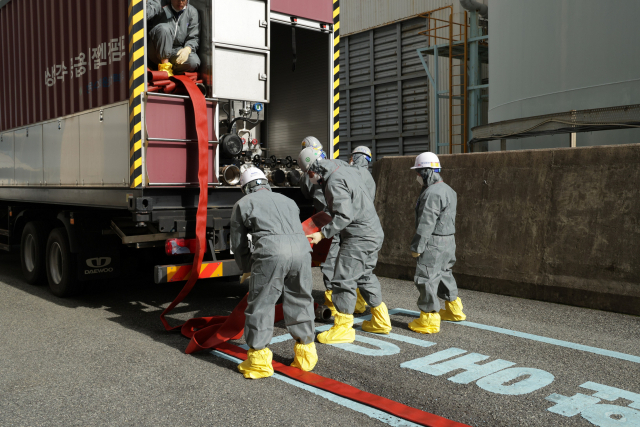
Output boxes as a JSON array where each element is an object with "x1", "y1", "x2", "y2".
[{"x1": 0, "y1": 0, "x2": 335, "y2": 296}]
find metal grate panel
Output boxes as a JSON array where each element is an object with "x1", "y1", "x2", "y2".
[{"x1": 338, "y1": 17, "x2": 430, "y2": 162}]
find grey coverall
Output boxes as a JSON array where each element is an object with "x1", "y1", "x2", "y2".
[
  {"x1": 314, "y1": 159, "x2": 385, "y2": 315},
  {"x1": 300, "y1": 173, "x2": 340, "y2": 290},
  {"x1": 411, "y1": 169, "x2": 458, "y2": 313},
  {"x1": 147, "y1": 0, "x2": 200, "y2": 73},
  {"x1": 350, "y1": 154, "x2": 376, "y2": 201},
  {"x1": 230, "y1": 183, "x2": 315, "y2": 350}
]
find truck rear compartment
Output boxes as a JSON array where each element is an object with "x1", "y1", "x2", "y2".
[{"x1": 0, "y1": 0, "x2": 333, "y2": 296}]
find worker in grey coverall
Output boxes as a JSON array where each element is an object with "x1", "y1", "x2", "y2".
[
  {"x1": 349, "y1": 146, "x2": 376, "y2": 201},
  {"x1": 299, "y1": 137, "x2": 368, "y2": 316},
  {"x1": 231, "y1": 167, "x2": 317, "y2": 379},
  {"x1": 300, "y1": 148, "x2": 392, "y2": 344},
  {"x1": 147, "y1": 0, "x2": 200, "y2": 75},
  {"x1": 408, "y1": 152, "x2": 466, "y2": 335}
]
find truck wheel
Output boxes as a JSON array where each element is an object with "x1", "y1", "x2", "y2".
[
  {"x1": 46, "y1": 228, "x2": 82, "y2": 297},
  {"x1": 20, "y1": 221, "x2": 47, "y2": 285}
]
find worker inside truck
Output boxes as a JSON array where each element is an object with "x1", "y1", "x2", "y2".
[{"x1": 147, "y1": 0, "x2": 200, "y2": 77}]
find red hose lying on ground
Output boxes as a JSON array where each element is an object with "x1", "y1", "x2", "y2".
[{"x1": 158, "y1": 77, "x2": 470, "y2": 427}]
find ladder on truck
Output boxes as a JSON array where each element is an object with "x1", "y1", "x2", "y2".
[{"x1": 416, "y1": 5, "x2": 489, "y2": 154}]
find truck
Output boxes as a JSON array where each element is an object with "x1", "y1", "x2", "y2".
[{"x1": 0, "y1": 0, "x2": 336, "y2": 296}]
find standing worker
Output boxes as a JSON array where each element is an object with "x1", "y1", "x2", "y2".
[
  {"x1": 409, "y1": 152, "x2": 466, "y2": 334},
  {"x1": 147, "y1": 0, "x2": 201, "y2": 77},
  {"x1": 300, "y1": 148, "x2": 392, "y2": 344},
  {"x1": 230, "y1": 167, "x2": 317, "y2": 379},
  {"x1": 349, "y1": 146, "x2": 376, "y2": 201},
  {"x1": 299, "y1": 137, "x2": 367, "y2": 316}
]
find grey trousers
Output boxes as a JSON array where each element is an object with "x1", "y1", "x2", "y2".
[
  {"x1": 320, "y1": 234, "x2": 341, "y2": 290},
  {"x1": 414, "y1": 234, "x2": 458, "y2": 313},
  {"x1": 244, "y1": 235, "x2": 315, "y2": 350},
  {"x1": 148, "y1": 23, "x2": 200, "y2": 73},
  {"x1": 331, "y1": 236, "x2": 383, "y2": 314}
]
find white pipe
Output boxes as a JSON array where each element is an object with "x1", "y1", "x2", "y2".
[{"x1": 459, "y1": 0, "x2": 488, "y2": 17}]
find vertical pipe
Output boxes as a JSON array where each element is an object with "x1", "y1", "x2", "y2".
[
  {"x1": 468, "y1": 10, "x2": 480, "y2": 144},
  {"x1": 448, "y1": 11, "x2": 453, "y2": 155},
  {"x1": 463, "y1": 11, "x2": 468, "y2": 153},
  {"x1": 434, "y1": 44, "x2": 439, "y2": 154}
]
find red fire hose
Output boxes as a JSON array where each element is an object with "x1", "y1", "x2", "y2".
[{"x1": 157, "y1": 77, "x2": 470, "y2": 427}]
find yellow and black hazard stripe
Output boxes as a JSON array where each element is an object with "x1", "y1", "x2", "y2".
[
  {"x1": 333, "y1": 0, "x2": 340, "y2": 159},
  {"x1": 128, "y1": 0, "x2": 144, "y2": 188}
]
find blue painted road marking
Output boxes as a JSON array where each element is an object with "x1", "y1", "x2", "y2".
[
  {"x1": 475, "y1": 367, "x2": 555, "y2": 396},
  {"x1": 400, "y1": 348, "x2": 516, "y2": 384},
  {"x1": 333, "y1": 335, "x2": 401, "y2": 356},
  {"x1": 210, "y1": 349, "x2": 423, "y2": 427},
  {"x1": 389, "y1": 308, "x2": 640, "y2": 364}
]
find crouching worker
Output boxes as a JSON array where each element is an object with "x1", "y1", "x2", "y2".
[
  {"x1": 230, "y1": 167, "x2": 317, "y2": 379},
  {"x1": 147, "y1": 0, "x2": 200, "y2": 77},
  {"x1": 409, "y1": 152, "x2": 466, "y2": 334},
  {"x1": 300, "y1": 147, "x2": 392, "y2": 344}
]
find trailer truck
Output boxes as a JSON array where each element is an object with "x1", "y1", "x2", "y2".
[{"x1": 0, "y1": 0, "x2": 336, "y2": 296}]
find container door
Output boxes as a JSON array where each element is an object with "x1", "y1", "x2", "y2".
[
  {"x1": 213, "y1": 0, "x2": 269, "y2": 50},
  {"x1": 209, "y1": 0, "x2": 270, "y2": 102}
]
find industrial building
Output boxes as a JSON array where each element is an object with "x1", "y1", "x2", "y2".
[{"x1": 337, "y1": 0, "x2": 640, "y2": 160}]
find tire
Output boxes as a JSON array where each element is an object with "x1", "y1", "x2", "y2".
[
  {"x1": 46, "y1": 227, "x2": 82, "y2": 297},
  {"x1": 20, "y1": 221, "x2": 47, "y2": 285}
]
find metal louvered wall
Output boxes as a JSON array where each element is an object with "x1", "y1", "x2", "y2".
[{"x1": 337, "y1": 17, "x2": 430, "y2": 162}]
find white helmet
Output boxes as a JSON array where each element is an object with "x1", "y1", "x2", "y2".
[
  {"x1": 351, "y1": 146, "x2": 372, "y2": 161},
  {"x1": 411, "y1": 152, "x2": 441, "y2": 169},
  {"x1": 239, "y1": 167, "x2": 267, "y2": 193},
  {"x1": 301, "y1": 136, "x2": 323, "y2": 150},
  {"x1": 298, "y1": 147, "x2": 324, "y2": 172}
]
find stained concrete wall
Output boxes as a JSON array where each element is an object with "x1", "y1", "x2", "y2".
[{"x1": 372, "y1": 144, "x2": 640, "y2": 316}]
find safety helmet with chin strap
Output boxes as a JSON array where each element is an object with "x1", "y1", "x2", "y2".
[
  {"x1": 411, "y1": 152, "x2": 441, "y2": 172},
  {"x1": 351, "y1": 146, "x2": 372, "y2": 163},
  {"x1": 239, "y1": 167, "x2": 268, "y2": 194},
  {"x1": 298, "y1": 147, "x2": 324, "y2": 172}
]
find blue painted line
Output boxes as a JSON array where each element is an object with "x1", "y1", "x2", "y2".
[
  {"x1": 354, "y1": 325, "x2": 437, "y2": 348},
  {"x1": 389, "y1": 308, "x2": 640, "y2": 364},
  {"x1": 210, "y1": 349, "x2": 423, "y2": 427},
  {"x1": 269, "y1": 318, "x2": 435, "y2": 349}
]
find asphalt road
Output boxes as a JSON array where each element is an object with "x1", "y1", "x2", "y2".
[{"x1": 1, "y1": 250, "x2": 639, "y2": 427}]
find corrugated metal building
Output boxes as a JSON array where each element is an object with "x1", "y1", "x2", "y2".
[{"x1": 337, "y1": 0, "x2": 487, "y2": 161}]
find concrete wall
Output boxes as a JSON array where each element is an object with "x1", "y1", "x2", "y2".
[{"x1": 372, "y1": 144, "x2": 640, "y2": 315}]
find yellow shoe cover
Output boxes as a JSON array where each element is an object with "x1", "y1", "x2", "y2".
[
  {"x1": 408, "y1": 311, "x2": 441, "y2": 334},
  {"x1": 237, "y1": 348, "x2": 274, "y2": 379},
  {"x1": 158, "y1": 62, "x2": 174, "y2": 77},
  {"x1": 324, "y1": 290, "x2": 338, "y2": 317},
  {"x1": 317, "y1": 312, "x2": 355, "y2": 344},
  {"x1": 291, "y1": 342, "x2": 318, "y2": 372},
  {"x1": 439, "y1": 297, "x2": 466, "y2": 321},
  {"x1": 354, "y1": 288, "x2": 367, "y2": 314},
  {"x1": 361, "y1": 302, "x2": 392, "y2": 334}
]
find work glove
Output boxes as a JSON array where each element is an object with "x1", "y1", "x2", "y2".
[
  {"x1": 176, "y1": 46, "x2": 192, "y2": 64},
  {"x1": 411, "y1": 252, "x2": 421, "y2": 258},
  {"x1": 306, "y1": 231, "x2": 325, "y2": 245},
  {"x1": 240, "y1": 272, "x2": 251, "y2": 284}
]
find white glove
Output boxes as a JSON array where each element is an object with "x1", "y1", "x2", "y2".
[
  {"x1": 306, "y1": 231, "x2": 325, "y2": 245},
  {"x1": 176, "y1": 46, "x2": 192, "y2": 64},
  {"x1": 240, "y1": 272, "x2": 251, "y2": 284},
  {"x1": 412, "y1": 252, "x2": 421, "y2": 258}
]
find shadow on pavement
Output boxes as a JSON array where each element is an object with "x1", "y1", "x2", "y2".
[{"x1": 0, "y1": 251, "x2": 329, "y2": 372}]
